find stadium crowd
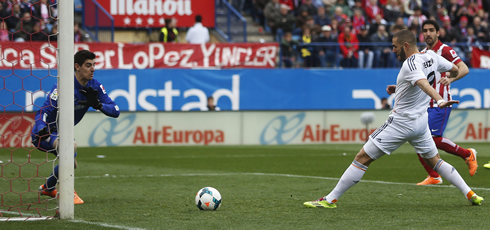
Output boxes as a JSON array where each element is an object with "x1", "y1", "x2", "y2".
[
  {"x1": 242, "y1": 0, "x2": 490, "y2": 68},
  {"x1": 0, "y1": 0, "x2": 86, "y2": 43}
]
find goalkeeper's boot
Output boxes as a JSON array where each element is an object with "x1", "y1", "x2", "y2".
[
  {"x1": 416, "y1": 176, "x2": 442, "y2": 185},
  {"x1": 466, "y1": 148, "x2": 478, "y2": 176},
  {"x1": 39, "y1": 184, "x2": 57, "y2": 198},
  {"x1": 470, "y1": 194, "x2": 484, "y2": 206},
  {"x1": 74, "y1": 190, "x2": 84, "y2": 204},
  {"x1": 484, "y1": 161, "x2": 490, "y2": 169},
  {"x1": 303, "y1": 197, "x2": 337, "y2": 209}
]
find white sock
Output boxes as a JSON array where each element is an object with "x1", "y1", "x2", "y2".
[
  {"x1": 433, "y1": 159, "x2": 472, "y2": 199},
  {"x1": 325, "y1": 160, "x2": 368, "y2": 203}
]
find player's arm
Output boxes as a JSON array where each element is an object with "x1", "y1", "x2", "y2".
[
  {"x1": 97, "y1": 89, "x2": 120, "y2": 118},
  {"x1": 439, "y1": 61, "x2": 468, "y2": 86},
  {"x1": 416, "y1": 79, "x2": 459, "y2": 108}
]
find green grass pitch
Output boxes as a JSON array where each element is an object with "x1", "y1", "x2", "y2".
[{"x1": 1, "y1": 143, "x2": 490, "y2": 229}]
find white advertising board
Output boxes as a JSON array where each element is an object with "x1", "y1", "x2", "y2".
[{"x1": 74, "y1": 110, "x2": 490, "y2": 147}]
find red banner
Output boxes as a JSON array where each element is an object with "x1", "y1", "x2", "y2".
[
  {"x1": 0, "y1": 42, "x2": 278, "y2": 69},
  {"x1": 0, "y1": 113, "x2": 35, "y2": 148},
  {"x1": 84, "y1": 0, "x2": 216, "y2": 28},
  {"x1": 471, "y1": 47, "x2": 490, "y2": 69}
]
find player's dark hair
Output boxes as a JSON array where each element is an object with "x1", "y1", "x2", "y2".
[
  {"x1": 422, "y1": 20, "x2": 440, "y2": 32},
  {"x1": 74, "y1": 50, "x2": 96, "y2": 71},
  {"x1": 195, "y1": 15, "x2": 202, "y2": 23},
  {"x1": 393, "y1": 29, "x2": 416, "y2": 47}
]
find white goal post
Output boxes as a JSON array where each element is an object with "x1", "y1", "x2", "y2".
[{"x1": 58, "y1": 0, "x2": 75, "y2": 220}]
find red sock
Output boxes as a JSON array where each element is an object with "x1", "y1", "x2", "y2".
[
  {"x1": 417, "y1": 153, "x2": 440, "y2": 177},
  {"x1": 432, "y1": 136, "x2": 470, "y2": 160}
]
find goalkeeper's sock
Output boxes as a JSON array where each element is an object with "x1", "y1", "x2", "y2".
[
  {"x1": 45, "y1": 165, "x2": 59, "y2": 191},
  {"x1": 325, "y1": 160, "x2": 367, "y2": 204}
]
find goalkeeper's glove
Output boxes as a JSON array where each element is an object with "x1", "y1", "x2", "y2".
[
  {"x1": 78, "y1": 86, "x2": 102, "y2": 110},
  {"x1": 32, "y1": 125, "x2": 56, "y2": 144}
]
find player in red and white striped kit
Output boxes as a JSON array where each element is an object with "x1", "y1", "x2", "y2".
[{"x1": 416, "y1": 20, "x2": 477, "y2": 185}]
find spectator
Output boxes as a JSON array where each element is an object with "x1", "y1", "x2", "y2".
[
  {"x1": 296, "y1": 8, "x2": 310, "y2": 31},
  {"x1": 314, "y1": 6, "x2": 331, "y2": 27},
  {"x1": 450, "y1": 16, "x2": 469, "y2": 43},
  {"x1": 455, "y1": 5, "x2": 473, "y2": 25},
  {"x1": 370, "y1": 24, "x2": 392, "y2": 68},
  {"x1": 49, "y1": 24, "x2": 57, "y2": 42},
  {"x1": 185, "y1": 15, "x2": 210, "y2": 44},
  {"x1": 34, "y1": 0, "x2": 53, "y2": 24},
  {"x1": 429, "y1": 0, "x2": 446, "y2": 22},
  {"x1": 280, "y1": 31, "x2": 298, "y2": 68},
  {"x1": 264, "y1": 0, "x2": 281, "y2": 34},
  {"x1": 357, "y1": 25, "x2": 373, "y2": 68},
  {"x1": 14, "y1": 12, "x2": 36, "y2": 42},
  {"x1": 338, "y1": 26, "x2": 358, "y2": 68},
  {"x1": 332, "y1": 6, "x2": 348, "y2": 24},
  {"x1": 304, "y1": 16, "x2": 320, "y2": 39},
  {"x1": 403, "y1": 0, "x2": 422, "y2": 17},
  {"x1": 381, "y1": 98, "x2": 391, "y2": 110},
  {"x1": 472, "y1": 16, "x2": 488, "y2": 43},
  {"x1": 205, "y1": 96, "x2": 220, "y2": 111},
  {"x1": 364, "y1": 0, "x2": 384, "y2": 23},
  {"x1": 446, "y1": 0, "x2": 461, "y2": 21},
  {"x1": 438, "y1": 26, "x2": 450, "y2": 43},
  {"x1": 252, "y1": 0, "x2": 268, "y2": 28},
  {"x1": 6, "y1": 4, "x2": 22, "y2": 32},
  {"x1": 441, "y1": 15, "x2": 452, "y2": 31},
  {"x1": 300, "y1": 27, "x2": 314, "y2": 67},
  {"x1": 329, "y1": 0, "x2": 352, "y2": 18},
  {"x1": 74, "y1": 22, "x2": 85, "y2": 42},
  {"x1": 384, "y1": 0, "x2": 403, "y2": 24},
  {"x1": 297, "y1": 0, "x2": 318, "y2": 16},
  {"x1": 407, "y1": 7, "x2": 427, "y2": 30},
  {"x1": 388, "y1": 24, "x2": 405, "y2": 68},
  {"x1": 31, "y1": 22, "x2": 48, "y2": 41},
  {"x1": 0, "y1": 21, "x2": 9, "y2": 42},
  {"x1": 274, "y1": 4, "x2": 296, "y2": 40},
  {"x1": 352, "y1": 8, "x2": 366, "y2": 34},
  {"x1": 408, "y1": 24, "x2": 422, "y2": 42},
  {"x1": 279, "y1": 0, "x2": 295, "y2": 11},
  {"x1": 315, "y1": 25, "x2": 339, "y2": 68},
  {"x1": 368, "y1": 14, "x2": 387, "y2": 37},
  {"x1": 159, "y1": 18, "x2": 179, "y2": 43},
  {"x1": 329, "y1": 18, "x2": 340, "y2": 38},
  {"x1": 352, "y1": 0, "x2": 365, "y2": 16},
  {"x1": 19, "y1": 0, "x2": 35, "y2": 15}
]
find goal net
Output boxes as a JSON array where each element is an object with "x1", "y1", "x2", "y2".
[{"x1": 0, "y1": 0, "x2": 73, "y2": 221}]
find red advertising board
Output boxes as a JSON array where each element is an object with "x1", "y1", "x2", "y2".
[
  {"x1": 84, "y1": 0, "x2": 216, "y2": 28},
  {"x1": 0, "y1": 42, "x2": 278, "y2": 69},
  {"x1": 0, "y1": 113, "x2": 36, "y2": 148}
]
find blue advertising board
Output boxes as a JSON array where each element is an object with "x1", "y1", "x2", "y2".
[{"x1": 1, "y1": 68, "x2": 489, "y2": 111}]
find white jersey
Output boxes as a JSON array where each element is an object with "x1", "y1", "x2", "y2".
[{"x1": 392, "y1": 50, "x2": 453, "y2": 118}]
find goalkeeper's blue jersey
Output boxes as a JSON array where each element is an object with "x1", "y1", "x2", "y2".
[{"x1": 32, "y1": 76, "x2": 120, "y2": 135}]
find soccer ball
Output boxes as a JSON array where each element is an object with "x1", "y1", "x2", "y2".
[{"x1": 195, "y1": 187, "x2": 222, "y2": 210}]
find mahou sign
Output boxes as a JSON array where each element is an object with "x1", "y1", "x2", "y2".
[
  {"x1": 84, "y1": 0, "x2": 216, "y2": 28},
  {"x1": 0, "y1": 42, "x2": 278, "y2": 69}
]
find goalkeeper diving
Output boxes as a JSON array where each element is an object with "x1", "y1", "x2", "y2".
[{"x1": 31, "y1": 50, "x2": 120, "y2": 204}]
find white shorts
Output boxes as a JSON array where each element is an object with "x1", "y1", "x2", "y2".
[{"x1": 363, "y1": 113, "x2": 438, "y2": 160}]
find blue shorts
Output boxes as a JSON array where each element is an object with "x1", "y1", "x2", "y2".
[
  {"x1": 428, "y1": 107, "x2": 451, "y2": 137},
  {"x1": 32, "y1": 131, "x2": 58, "y2": 156}
]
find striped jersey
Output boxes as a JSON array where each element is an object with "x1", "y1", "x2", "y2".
[
  {"x1": 421, "y1": 40, "x2": 461, "y2": 107},
  {"x1": 392, "y1": 50, "x2": 453, "y2": 118}
]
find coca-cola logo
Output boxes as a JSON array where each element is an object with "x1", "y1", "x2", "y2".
[{"x1": 0, "y1": 114, "x2": 35, "y2": 148}]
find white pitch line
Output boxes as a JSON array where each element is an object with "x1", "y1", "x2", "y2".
[
  {"x1": 76, "y1": 172, "x2": 490, "y2": 191},
  {"x1": 69, "y1": 219, "x2": 146, "y2": 230},
  {"x1": 0, "y1": 211, "x2": 146, "y2": 230}
]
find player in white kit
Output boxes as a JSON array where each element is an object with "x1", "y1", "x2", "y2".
[{"x1": 303, "y1": 30, "x2": 484, "y2": 208}]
